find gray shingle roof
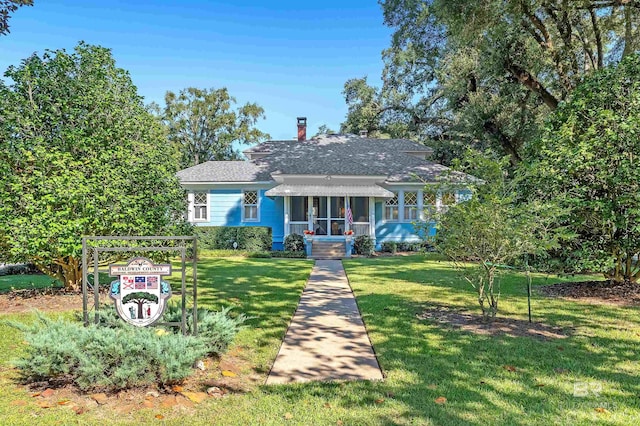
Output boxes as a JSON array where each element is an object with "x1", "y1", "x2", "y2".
[{"x1": 177, "y1": 134, "x2": 473, "y2": 184}]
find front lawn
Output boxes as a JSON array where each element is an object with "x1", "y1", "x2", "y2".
[
  {"x1": 0, "y1": 254, "x2": 638, "y2": 425},
  {"x1": 343, "y1": 255, "x2": 640, "y2": 425}
]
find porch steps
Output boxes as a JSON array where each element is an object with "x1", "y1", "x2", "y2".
[{"x1": 310, "y1": 241, "x2": 346, "y2": 259}]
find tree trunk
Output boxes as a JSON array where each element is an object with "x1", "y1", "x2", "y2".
[{"x1": 137, "y1": 301, "x2": 144, "y2": 319}]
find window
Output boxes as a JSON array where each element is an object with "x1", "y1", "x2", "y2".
[
  {"x1": 290, "y1": 196, "x2": 308, "y2": 222},
  {"x1": 404, "y1": 192, "x2": 418, "y2": 221},
  {"x1": 243, "y1": 191, "x2": 258, "y2": 221},
  {"x1": 193, "y1": 192, "x2": 208, "y2": 221},
  {"x1": 348, "y1": 197, "x2": 369, "y2": 222},
  {"x1": 384, "y1": 194, "x2": 399, "y2": 221},
  {"x1": 423, "y1": 192, "x2": 436, "y2": 217},
  {"x1": 440, "y1": 192, "x2": 456, "y2": 213}
]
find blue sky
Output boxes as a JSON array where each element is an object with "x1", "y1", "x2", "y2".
[{"x1": 0, "y1": 0, "x2": 392, "y2": 140}]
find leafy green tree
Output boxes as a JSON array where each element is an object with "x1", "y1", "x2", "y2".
[
  {"x1": 162, "y1": 87, "x2": 269, "y2": 167},
  {"x1": 432, "y1": 152, "x2": 560, "y2": 320},
  {"x1": 346, "y1": 1, "x2": 640, "y2": 164},
  {"x1": 0, "y1": 0, "x2": 32, "y2": 36},
  {"x1": 122, "y1": 292, "x2": 159, "y2": 319},
  {"x1": 0, "y1": 43, "x2": 187, "y2": 290},
  {"x1": 525, "y1": 54, "x2": 640, "y2": 283}
]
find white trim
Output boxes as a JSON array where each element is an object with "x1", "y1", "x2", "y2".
[
  {"x1": 191, "y1": 191, "x2": 209, "y2": 223},
  {"x1": 284, "y1": 196, "x2": 291, "y2": 236},
  {"x1": 368, "y1": 197, "x2": 375, "y2": 239},
  {"x1": 241, "y1": 190, "x2": 260, "y2": 222}
]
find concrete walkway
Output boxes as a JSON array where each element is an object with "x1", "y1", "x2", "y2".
[{"x1": 266, "y1": 260, "x2": 383, "y2": 384}]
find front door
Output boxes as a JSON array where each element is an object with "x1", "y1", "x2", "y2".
[{"x1": 312, "y1": 196, "x2": 345, "y2": 236}]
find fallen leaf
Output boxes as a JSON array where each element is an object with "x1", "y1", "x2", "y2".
[
  {"x1": 336, "y1": 421, "x2": 344, "y2": 426},
  {"x1": 57, "y1": 399, "x2": 72, "y2": 405},
  {"x1": 31, "y1": 392, "x2": 41, "y2": 398},
  {"x1": 375, "y1": 398, "x2": 385, "y2": 404},
  {"x1": 90, "y1": 393, "x2": 109, "y2": 405},
  {"x1": 37, "y1": 401, "x2": 53, "y2": 409},
  {"x1": 503, "y1": 365, "x2": 517, "y2": 372},
  {"x1": 284, "y1": 412, "x2": 293, "y2": 420},
  {"x1": 221, "y1": 370, "x2": 237, "y2": 377},
  {"x1": 10, "y1": 400, "x2": 27, "y2": 406},
  {"x1": 434, "y1": 396, "x2": 447, "y2": 405},
  {"x1": 180, "y1": 391, "x2": 208, "y2": 404},
  {"x1": 155, "y1": 414, "x2": 165, "y2": 420},
  {"x1": 323, "y1": 403, "x2": 331, "y2": 408},
  {"x1": 73, "y1": 406, "x2": 86, "y2": 415},
  {"x1": 595, "y1": 407, "x2": 610, "y2": 414},
  {"x1": 41, "y1": 388, "x2": 55, "y2": 398},
  {"x1": 171, "y1": 385, "x2": 184, "y2": 392},
  {"x1": 535, "y1": 383, "x2": 545, "y2": 387},
  {"x1": 427, "y1": 384, "x2": 438, "y2": 390}
]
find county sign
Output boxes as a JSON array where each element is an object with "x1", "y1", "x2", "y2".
[{"x1": 108, "y1": 257, "x2": 172, "y2": 327}]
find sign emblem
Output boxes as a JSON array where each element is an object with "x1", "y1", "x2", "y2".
[{"x1": 108, "y1": 257, "x2": 172, "y2": 327}]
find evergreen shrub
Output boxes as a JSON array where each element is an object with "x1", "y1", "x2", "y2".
[
  {"x1": 354, "y1": 235, "x2": 374, "y2": 256},
  {"x1": 194, "y1": 226, "x2": 272, "y2": 251},
  {"x1": 284, "y1": 233, "x2": 305, "y2": 252}
]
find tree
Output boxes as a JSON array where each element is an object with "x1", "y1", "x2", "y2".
[
  {"x1": 0, "y1": 0, "x2": 32, "y2": 36},
  {"x1": 162, "y1": 87, "x2": 270, "y2": 167},
  {"x1": 0, "y1": 43, "x2": 188, "y2": 290},
  {"x1": 432, "y1": 152, "x2": 560, "y2": 320},
  {"x1": 122, "y1": 292, "x2": 158, "y2": 319},
  {"x1": 524, "y1": 54, "x2": 640, "y2": 283},
  {"x1": 312, "y1": 124, "x2": 337, "y2": 137},
  {"x1": 346, "y1": 1, "x2": 640, "y2": 164}
]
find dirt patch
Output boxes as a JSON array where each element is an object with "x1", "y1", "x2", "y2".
[
  {"x1": 537, "y1": 280, "x2": 640, "y2": 306},
  {"x1": 7, "y1": 349, "x2": 263, "y2": 419},
  {"x1": 0, "y1": 290, "x2": 84, "y2": 314},
  {"x1": 417, "y1": 305, "x2": 570, "y2": 340}
]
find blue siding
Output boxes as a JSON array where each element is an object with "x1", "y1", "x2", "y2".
[
  {"x1": 373, "y1": 201, "x2": 436, "y2": 250},
  {"x1": 195, "y1": 189, "x2": 284, "y2": 250}
]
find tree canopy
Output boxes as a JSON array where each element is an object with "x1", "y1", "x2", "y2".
[
  {"x1": 343, "y1": 0, "x2": 640, "y2": 165},
  {"x1": 0, "y1": 0, "x2": 32, "y2": 36},
  {"x1": 0, "y1": 43, "x2": 188, "y2": 289},
  {"x1": 525, "y1": 53, "x2": 640, "y2": 283},
  {"x1": 162, "y1": 87, "x2": 270, "y2": 167}
]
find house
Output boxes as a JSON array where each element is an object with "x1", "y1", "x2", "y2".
[{"x1": 176, "y1": 117, "x2": 473, "y2": 252}]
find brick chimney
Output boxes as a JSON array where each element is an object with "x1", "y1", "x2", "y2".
[{"x1": 297, "y1": 117, "x2": 307, "y2": 141}]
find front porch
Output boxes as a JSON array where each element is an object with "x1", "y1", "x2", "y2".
[
  {"x1": 284, "y1": 195, "x2": 374, "y2": 258},
  {"x1": 284, "y1": 195, "x2": 375, "y2": 241}
]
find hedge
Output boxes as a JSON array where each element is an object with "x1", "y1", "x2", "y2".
[{"x1": 194, "y1": 226, "x2": 272, "y2": 251}]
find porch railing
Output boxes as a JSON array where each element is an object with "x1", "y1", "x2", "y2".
[
  {"x1": 289, "y1": 222, "x2": 371, "y2": 237},
  {"x1": 351, "y1": 223, "x2": 370, "y2": 236},
  {"x1": 290, "y1": 222, "x2": 308, "y2": 236}
]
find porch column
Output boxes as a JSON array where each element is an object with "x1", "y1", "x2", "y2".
[
  {"x1": 284, "y1": 196, "x2": 290, "y2": 237},
  {"x1": 307, "y1": 196, "x2": 313, "y2": 232},
  {"x1": 368, "y1": 197, "x2": 376, "y2": 240}
]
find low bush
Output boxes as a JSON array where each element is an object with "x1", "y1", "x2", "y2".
[
  {"x1": 194, "y1": 226, "x2": 272, "y2": 251},
  {"x1": 8, "y1": 314, "x2": 208, "y2": 391},
  {"x1": 247, "y1": 251, "x2": 272, "y2": 258},
  {"x1": 284, "y1": 234, "x2": 305, "y2": 252},
  {"x1": 12, "y1": 305, "x2": 248, "y2": 391},
  {"x1": 354, "y1": 235, "x2": 374, "y2": 256},
  {"x1": 162, "y1": 304, "x2": 249, "y2": 356},
  {"x1": 381, "y1": 242, "x2": 398, "y2": 254},
  {"x1": 270, "y1": 250, "x2": 306, "y2": 258}
]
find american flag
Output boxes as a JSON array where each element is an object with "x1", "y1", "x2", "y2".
[
  {"x1": 146, "y1": 276, "x2": 158, "y2": 289},
  {"x1": 346, "y1": 198, "x2": 353, "y2": 225}
]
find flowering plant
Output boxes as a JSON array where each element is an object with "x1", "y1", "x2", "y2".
[
  {"x1": 343, "y1": 230, "x2": 354, "y2": 236},
  {"x1": 303, "y1": 230, "x2": 315, "y2": 235}
]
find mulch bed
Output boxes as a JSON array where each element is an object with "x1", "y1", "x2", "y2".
[
  {"x1": 537, "y1": 280, "x2": 640, "y2": 306},
  {"x1": 417, "y1": 305, "x2": 570, "y2": 340}
]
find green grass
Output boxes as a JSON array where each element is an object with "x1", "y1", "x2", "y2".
[
  {"x1": 0, "y1": 274, "x2": 61, "y2": 293},
  {"x1": 0, "y1": 254, "x2": 638, "y2": 425}
]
